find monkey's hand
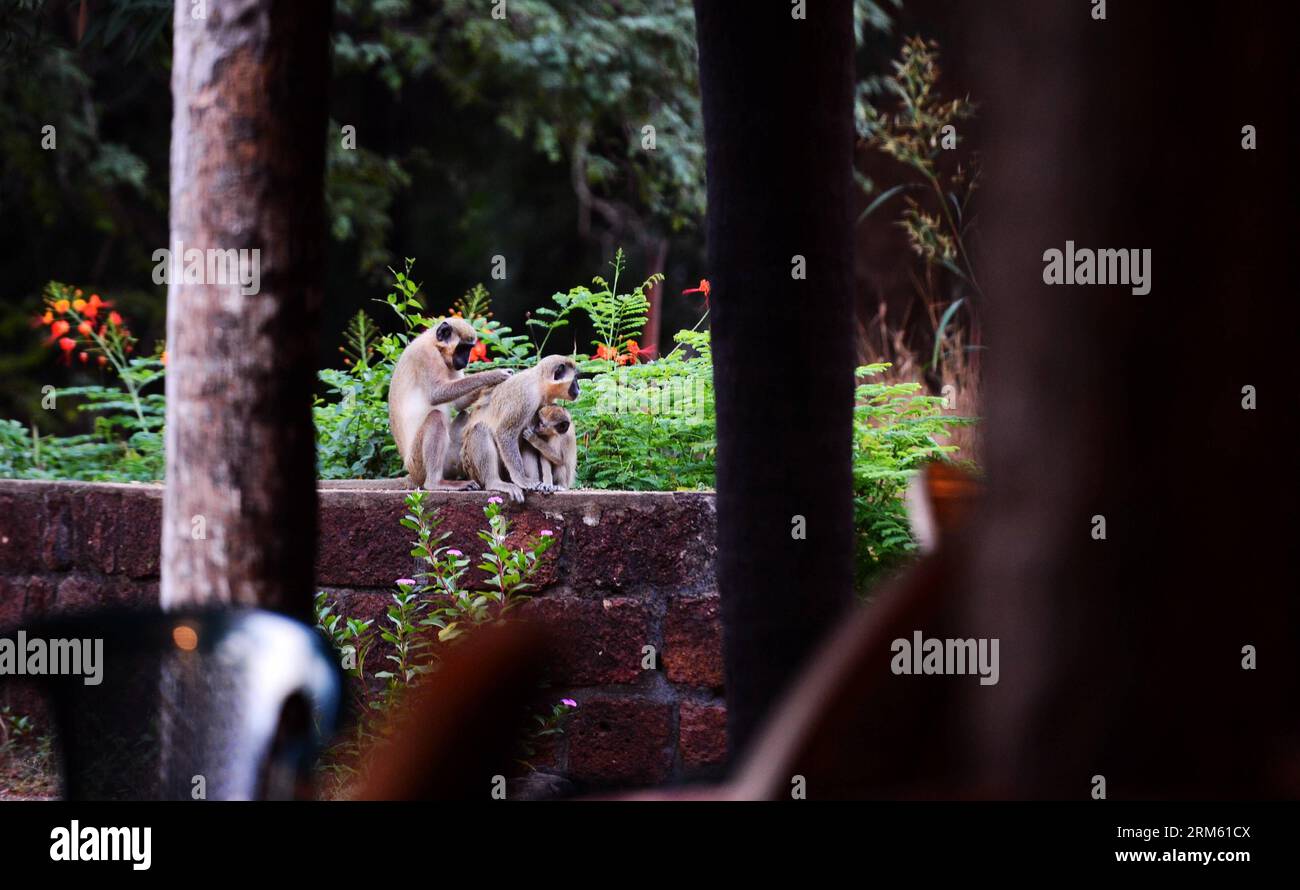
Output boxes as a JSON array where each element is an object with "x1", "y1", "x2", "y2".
[
  {"x1": 477, "y1": 368, "x2": 513, "y2": 386},
  {"x1": 529, "y1": 481, "x2": 555, "y2": 494},
  {"x1": 491, "y1": 481, "x2": 526, "y2": 503}
]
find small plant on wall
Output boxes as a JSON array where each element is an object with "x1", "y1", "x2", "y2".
[{"x1": 313, "y1": 490, "x2": 571, "y2": 793}]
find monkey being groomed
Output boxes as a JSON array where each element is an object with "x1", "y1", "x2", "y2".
[
  {"x1": 387, "y1": 318, "x2": 512, "y2": 489},
  {"x1": 523, "y1": 404, "x2": 576, "y2": 492},
  {"x1": 460, "y1": 355, "x2": 580, "y2": 502}
]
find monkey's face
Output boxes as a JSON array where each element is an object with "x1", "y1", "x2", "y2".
[
  {"x1": 541, "y1": 357, "x2": 580, "y2": 401},
  {"x1": 434, "y1": 318, "x2": 479, "y2": 371},
  {"x1": 536, "y1": 405, "x2": 572, "y2": 437}
]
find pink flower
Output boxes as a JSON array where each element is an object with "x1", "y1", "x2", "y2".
[
  {"x1": 396, "y1": 578, "x2": 416, "y2": 586},
  {"x1": 539, "y1": 529, "x2": 554, "y2": 537},
  {"x1": 488, "y1": 496, "x2": 503, "y2": 505},
  {"x1": 447, "y1": 549, "x2": 463, "y2": 557},
  {"x1": 561, "y1": 698, "x2": 578, "y2": 708}
]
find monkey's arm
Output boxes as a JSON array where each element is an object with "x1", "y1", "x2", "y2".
[
  {"x1": 561, "y1": 439, "x2": 576, "y2": 489},
  {"x1": 522, "y1": 429, "x2": 566, "y2": 466},
  {"x1": 495, "y1": 421, "x2": 539, "y2": 487},
  {"x1": 429, "y1": 371, "x2": 506, "y2": 407},
  {"x1": 452, "y1": 385, "x2": 493, "y2": 411}
]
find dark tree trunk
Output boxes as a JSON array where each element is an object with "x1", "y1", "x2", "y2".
[
  {"x1": 693, "y1": 0, "x2": 858, "y2": 756},
  {"x1": 958, "y1": 0, "x2": 1299, "y2": 797},
  {"x1": 161, "y1": 1, "x2": 331, "y2": 621},
  {"x1": 641, "y1": 234, "x2": 669, "y2": 355}
]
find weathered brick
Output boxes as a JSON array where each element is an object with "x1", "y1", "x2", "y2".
[
  {"x1": 0, "y1": 575, "x2": 57, "y2": 627},
  {"x1": 316, "y1": 491, "x2": 418, "y2": 588},
  {"x1": 113, "y1": 488, "x2": 163, "y2": 578},
  {"x1": 565, "y1": 492, "x2": 716, "y2": 592},
  {"x1": 52, "y1": 575, "x2": 157, "y2": 614},
  {"x1": 0, "y1": 480, "x2": 727, "y2": 791},
  {"x1": 566, "y1": 697, "x2": 674, "y2": 787},
  {"x1": 522, "y1": 595, "x2": 652, "y2": 685},
  {"x1": 663, "y1": 595, "x2": 724, "y2": 688},
  {"x1": 22, "y1": 576, "x2": 56, "y2": 617},
  {"x1": 679, "y1": 700, "x2": 728, "y2": 769},
  {"x1": 316, "y1": 490, "x2": 562, "y2": 591},
  {"x1": 0, "y1": 575, "x2": 29, "y2": 629},
  {"x1": 0, "y1": 489, "x2": 44, "y2": 574}
]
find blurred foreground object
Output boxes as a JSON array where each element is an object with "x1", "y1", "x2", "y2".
[{"x1": 4, "y1": 608, "x2": 341, "y2": 800}]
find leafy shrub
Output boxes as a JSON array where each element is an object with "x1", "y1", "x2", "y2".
[
  {"x1": 571, "y1": 328, "x2": 715, "y2": 490},
  {"x1": 315, "y1": 311, "x2": 401, "y2": 479},
  {"x1": 0, "y1": 283, "x2": 164, "y2": 481},
  {"x1": 314, "y1": 491, "x2": 571, "y2": 786},
  {"x1": 851, "y1": 362, "x2": 974, "y2": 588}
]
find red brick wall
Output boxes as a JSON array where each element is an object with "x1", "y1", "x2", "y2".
[{"x1": 0, "y1": 479, "x2": 726, "y2": 791}]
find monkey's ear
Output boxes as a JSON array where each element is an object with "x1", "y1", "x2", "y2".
[
  {"x1": 436, "y1": 321, "x2": 452, "y2": 342},
  {"x1": 556, "y1": 422, "x2": 570, "y2": 435}
]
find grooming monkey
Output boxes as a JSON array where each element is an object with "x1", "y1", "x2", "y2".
[
  {"x1": 524, "y1": 405, "x2": 577, "y2": 491},
  {"x1": 460, "y1": 354, "x2": 580, "y2": 502},
  {"x1": 388, "y1": 318, "x2": 511, "y2": 489}
]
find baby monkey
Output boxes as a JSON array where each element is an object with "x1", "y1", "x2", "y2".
[{"x1": 523, "y1": 405, "x2": 576, "y2": 492}]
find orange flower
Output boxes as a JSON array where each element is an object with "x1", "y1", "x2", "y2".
[
  {"x1": 97, "y1": 356, "x2": 108, "y2": 367},
  {"x1": 161, "y1": 350, "x2": 168, "y2": 366},
  {"x1": 74, "y1": 289, "x2": 83, "y2": 297},
  {"x1": 108, "y1": 311, "x2": 124, "y2": 327},
  {"x1": 72, "y1": 299, "x2": 86, "y2": 312},
  {"x1": 624, "y1": 340, "x2": 654, "y2": 364},
  {"x1": 468, "y1": 341, "x2": 488, "y2": 363},
  {"x1": 77, "y1": 321, "x2": 93, "y2": 335},
  {"x1": 41, "y1": 311, "x2": 53, "y2": 325},
  {"x1": 594, "y1": 343, "x2": 619, "y2": 362},
  {"x1": 53, "y1": 299, "x2": 70, "y2": 314},
  {"x1": 682, "y1": 278, "x2": 711, "y2": 298},
  {"x1": 50, "y1": 319, "x2": 70, "y2": 338}
]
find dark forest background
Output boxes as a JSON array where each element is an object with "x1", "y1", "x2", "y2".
[{"x1": 0, "y1": 0, "x2": 972, "y2": 435}]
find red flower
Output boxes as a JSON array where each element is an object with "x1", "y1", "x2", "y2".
[
  {"x1": 468, "y1": 341, "x2": 488, "y2": 363},
  {"x1": 681, "y1": 278, "x2": 711, "y2": 304},
  {"x1": 594, "y1": 343, "x2": 619, "y2": 362},
  {"x1": 624, "y1": 339, "x2": 654, "y2": 364},
  {"x1": 50, "y1": 319, "x2": 70, "y2": 338},
  {"x1": 108, "y1": 311, "x2": 124, "y2": 327}
]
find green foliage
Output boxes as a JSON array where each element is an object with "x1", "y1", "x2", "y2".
[
  {"x1": 0, "y1": 704, "x2": 57, "y2": 798},
  {"x1": 326, "y1": 130, "x2": 414, "y2": 277},
  {"x1": 315, "y1": 491, "x2": 566, "y2": 785},
  {"x1": 851, "y1": 363, "x2": 974, "y2": 588},
  {"x1": 0, "y1": 282, "x2": 165, "y2": 482},
  {"x1": 570, "y1": 329, "x2": 715, "y2": 491},
  {"x1": 314, "y1": 361, "x2": 399, "y2": 481},
  {"x1": 856, "y1": 36, "x2": 983, "y2": 379},
  {"x1": 430, "y1": 0, "x2": 706, "y2": 239}
]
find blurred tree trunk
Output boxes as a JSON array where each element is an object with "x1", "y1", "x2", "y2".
[
  {"x1": 160, "y1": 1, "x2": 331, "y2": 621},
  {"x1": 641, "y1": 234, "x2": 669, "y2": 354},
  {"x1": 693, "y1": 0, "x2": 858, "y2": 756},
  {"x1": 957, "y1": 0, "x2": 1299, "y2": 796}
]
